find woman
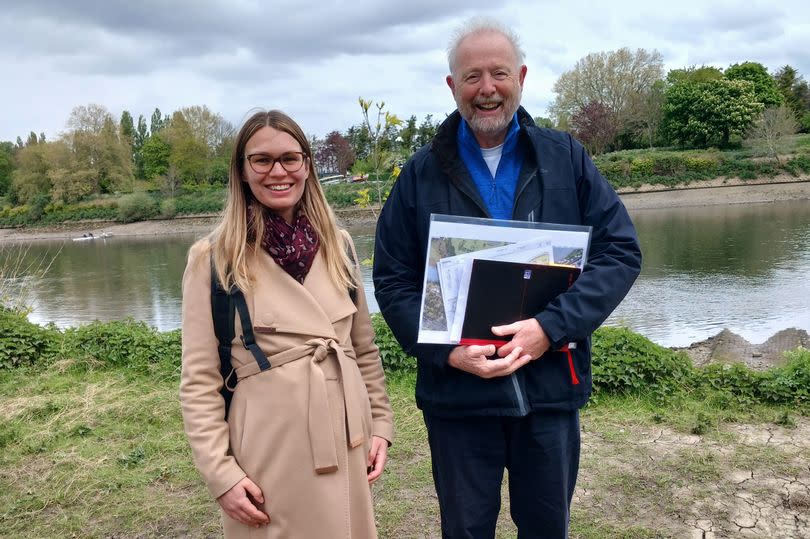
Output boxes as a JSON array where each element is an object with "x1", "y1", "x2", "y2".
[{"x1": 180, "y1": 110, "x2": 393, "y2": 538}]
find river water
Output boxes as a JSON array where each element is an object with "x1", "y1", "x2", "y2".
[{"x1": 2, "y1": 200, "x2": 808, "y2": 348}]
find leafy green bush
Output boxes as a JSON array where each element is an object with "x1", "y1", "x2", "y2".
[
  {"x1": 38, "y1": 203, "x2": 118, "y2": 224},
  {"x1": 371, "y1": 313, "x2": 416, "y2": 372},
  {"x1": 27, "y1": 193, "x2": 51, "y2": 222},
  {"x1": 783, "y1": 154, "x2": 810, "y2": 176},
  {"x1": 174, "y1": 189, "x2": 225, "y2": 214},
  {"x1": 324, "y1": 183, "x2": 368, "y2": 208},
  {"x1": 697, "y1": 349, "x2": 810, "y2": 407},
  {"x1": 591, "y1": 326, "x2": 694, "y2": 400},
  {"x1": 63, "y1": 320, "x2": 180, "y2": 376},
  {"x1": 117, "y1": 192, "x2": 159, "y2": 223},
  {"x1": 0, "y1": 308, "x2": 60, "y2": 369},
  {"x1": 160, "y1": 198, "x2": 177, "y2": 219}
]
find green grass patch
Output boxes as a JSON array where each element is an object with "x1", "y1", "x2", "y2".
[{"x1": 1, "y1": 317, "x2": 808, "y2": 537}]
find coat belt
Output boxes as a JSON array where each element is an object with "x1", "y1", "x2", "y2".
[{"x1": 234, "y1": 338, "x2": 365, "y2": 474}]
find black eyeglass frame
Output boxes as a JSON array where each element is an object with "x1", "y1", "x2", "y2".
[{"x1": 244, "y1": 151, "x2": 308, "y2": 174}]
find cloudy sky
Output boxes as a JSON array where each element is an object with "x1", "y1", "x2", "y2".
[{"x1": 2, "y1": 0, "x2": 809, "y2": 143}]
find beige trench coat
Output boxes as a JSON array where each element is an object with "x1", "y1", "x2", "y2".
[{"x1": 180, "y1": 234, "x2": 394, "y2": 538}]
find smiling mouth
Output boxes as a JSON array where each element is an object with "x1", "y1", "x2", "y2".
[
  {"x1": 268, "y1": 184, "x2": 292, "y2": 191},
  {"x1": 476, "y1": 102, "x2": 502, "y2": 112}
]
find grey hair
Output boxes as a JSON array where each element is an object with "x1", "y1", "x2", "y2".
[{"x1": 447, "y1": 16, "x2": 525, "y2": 75}]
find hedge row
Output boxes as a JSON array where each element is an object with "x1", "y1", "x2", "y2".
[
  {"x1": 0, "y1": 181, "x2": 375, "y2": 226},
  {"x1": 594, "y1": 150, "x2": 810, "y2": 189},
  {"x1": 2, "y1": 308, "x2": 807, "y2": 408}
]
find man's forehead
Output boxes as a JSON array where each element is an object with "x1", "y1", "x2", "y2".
[{"x1": 455, "y1": 31, "x2": 518, "y2": 66}]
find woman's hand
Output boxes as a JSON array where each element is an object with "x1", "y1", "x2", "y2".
[
  {"x1": 217, "y1": 476, "x2": 270, "y2": 528},
  {"x1": 367, "y1": 435, "x2": 389, "y2": 484}
]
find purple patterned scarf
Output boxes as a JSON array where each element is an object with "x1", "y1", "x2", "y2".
[{"x1": 255, "y1": 209, "x2": 320, "y2": 283}]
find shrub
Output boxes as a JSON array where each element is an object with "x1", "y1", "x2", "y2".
[
  {"x1": 117, "y1": 192, "x2": 159, "y2": 223},
  {"x1": 371, "y1": 313, "x2": 416, "y2": 372},
  {"x1": 63, "y1": 320, "x2": 180, "y2": 376},
  {"x1": 160, "y1": 198, "x2": 177, "y2": 219},
  {"x1": 591, "y1": 326, "x2": 694, "y2": 400},
  {"x1": 27, "y1": 193, "x2": 51, "y2": 222},
  {"x1": 324, "y1": 183, "x2": 368, "y2": 208},
  {"x1": 0, "y1": 308, "x2": 60, "y2": 369},
  {"x1": 629, "y1": 157, "x2": 654, "y2": 177},
  {"x1": 174, "y1": 189, "x2": 225, "y2": 215},
  {"x1": 783, "y1": 154, "x2": 810, "y2": 176}
]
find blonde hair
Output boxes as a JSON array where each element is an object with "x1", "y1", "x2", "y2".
[{"x1": 208, "y1": 109, "x2": 356, "y2": 293}]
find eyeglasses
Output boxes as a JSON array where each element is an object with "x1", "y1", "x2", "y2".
[{"x1": 245, "y1": 152, "x2": 307, "y2": 174}]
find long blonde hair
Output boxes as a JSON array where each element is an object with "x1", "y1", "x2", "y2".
[{"x1": 209, "y1": 109, "x2": 356, "y2": 293}]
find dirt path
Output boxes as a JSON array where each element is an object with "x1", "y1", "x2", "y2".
[{"x1": 572, "y1": 416, "x2": 810, "y2": 538}]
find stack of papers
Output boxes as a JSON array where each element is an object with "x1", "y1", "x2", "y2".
[{"x1": 417, "y1": 214, "x2": 592, "y2": 345}]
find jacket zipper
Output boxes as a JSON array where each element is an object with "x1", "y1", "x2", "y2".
[{"x1": 510, "y1": 373, "x2": 529, "y2": 415}]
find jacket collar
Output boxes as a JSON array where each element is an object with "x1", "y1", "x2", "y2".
[{"x1": 430, "y1": 107, "x2": 539, "y2": 216}]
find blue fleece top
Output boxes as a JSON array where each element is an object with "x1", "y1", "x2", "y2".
[{"x1": 457, "y1": 114, "x2": 524, "y2": 219}]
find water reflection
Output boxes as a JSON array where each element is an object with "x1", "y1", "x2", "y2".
[{"x1": 1, "y1": 200, "x2": 808, "y2": 348}]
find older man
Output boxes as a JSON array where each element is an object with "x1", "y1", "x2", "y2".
[{"x1": 373, "y1": 17, "x2": 641, "y2": 538}]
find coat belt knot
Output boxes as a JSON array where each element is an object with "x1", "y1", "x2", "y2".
[{"x1": 304, "y1": 338, "x2": 366, "y2": 474}]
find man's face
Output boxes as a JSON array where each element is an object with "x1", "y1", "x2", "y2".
[{"x1": 447, "y1": 30, "x2": 527, "y2": 147}]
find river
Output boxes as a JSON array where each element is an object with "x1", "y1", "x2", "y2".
[{"x1": 2, "y1": 199, "x2": 808, "y2": 348}]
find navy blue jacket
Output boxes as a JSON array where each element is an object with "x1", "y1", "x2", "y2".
[{"x1": 373, "y1": 108, "x2": 641, "y2": 417}]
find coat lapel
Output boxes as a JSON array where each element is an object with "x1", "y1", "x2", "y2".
[{"x1": 249, "y1": 249, "x2": 356, "y2": 339}]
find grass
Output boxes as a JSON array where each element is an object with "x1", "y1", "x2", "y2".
[{"x1": 0, "y1": 364, "x2": 807, "y2": 538}]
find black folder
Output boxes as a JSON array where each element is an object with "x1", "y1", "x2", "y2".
[{"x1": 458, "y1": 259, "x2": 581, "y2": 346}]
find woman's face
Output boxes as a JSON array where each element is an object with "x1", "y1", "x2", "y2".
[{"x1": 242, "y1": 126, "x2": 309, "y2": 223}]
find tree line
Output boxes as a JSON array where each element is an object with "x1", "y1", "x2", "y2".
[
  {"x1": 545, "y1": 49, "x2": 810, "y2": 156},
  {"x1": 0, "y1": 102, "x2": 438, "y2": 208},
  {"x1": 1, "y1": 52, "x2": 809, "y2": 210}
]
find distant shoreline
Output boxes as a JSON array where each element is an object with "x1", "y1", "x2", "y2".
[{"x1": 1, "y1": 176, "x2": 809, "y2": 243}]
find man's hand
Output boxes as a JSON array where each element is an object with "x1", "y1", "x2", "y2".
[
  {"x1": 217, "y1": 476, "x2": 270, "y2": 528},
  {"x1": 448, "y1": 343, "x2": 533, "y2": 378},
  {"x1": 492, "y1": 318, "x2": 551, "y2": 360},
  {"x1": 367, "y1": 435, "x2": 389, "y2": 484}
]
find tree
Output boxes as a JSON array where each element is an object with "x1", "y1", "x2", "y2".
[
  {"x1": 346, "y1": 124, "x2": 373, "y2": 161},
  {"x1": 626, "y1": 80, "x2": 666, "y2": 147},
  {"x1": 352, "y1": 98, "x2": 403, "y2": 216},
  {"x1": 0, "y1": 141, "x2": 14, "y2": 197},
  {"x1": 570, "y1": 101, "x2": 617, "y2": 155},
  {"x1": 415, "y1": 114, "x2": 439, "y2": 149},
  {"x1": 661, "y1": 79, "x2": 764, "y2": 147},
  {"x1": 163, "y1": 111, "x2": 208, "y2": 185},
  {"x1": 133, "y1": 115, "x2": 149, "y2": 179},
  {"x1": 398, "y1": 115, "x2": 418, "y2": 155},
  {"x1": 176, "y1": 105, "x2": 233, "y2": 157},
  {"x1": 10, "y1": 142, "x2": 55, "y2": 204},
  {"x1": 119, "y1": 111, "x2": 136, "y2": 174},
  {"x1": 150, "y1": 107, "x2": 168, "y2": 134},
  {"x1": 533, "y1": 116, "x2": 555, "y2": 129},
  {"x1": 141, "y1": 134, "x2": 171, "y2": 180},
  {"x1": 666, "y1": 66, "x2": 723, "y2": 84},
  {"x1": 64, "y1": 104, "x2": 133, "y2": 195},
  {"x1": 744, "y1": 105, "x2": 798, "y2": 163},
  {"x1": 724, "y1": 62, "x2": 783, "y2": 108},
  {"x1": 550, "y1": 47, "x2": 664, "y2": 146},
  {"x1": 315, "y1": 131, "x2": 355, "y2": 175},
  {"x1": 120, "y1": 111, "x2": 135, "y2": 142},
  {"x1": 26, "y1": 132, "x2": 38, "y2": 146},
  {"x1": 773, "y1": 65, "x2": 810, "y2": 131}
]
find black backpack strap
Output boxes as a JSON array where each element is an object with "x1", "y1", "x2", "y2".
[
  {"x1": 210, "y1": 255, "x2": 236, "y2": 417},
  {"x1": 232, "y1": 289, "x2": 271, "y2": 371}
]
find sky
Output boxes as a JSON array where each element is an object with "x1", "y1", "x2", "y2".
[{"x1": 2, "y1": 0, "x2": 809, "y2": 143}]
